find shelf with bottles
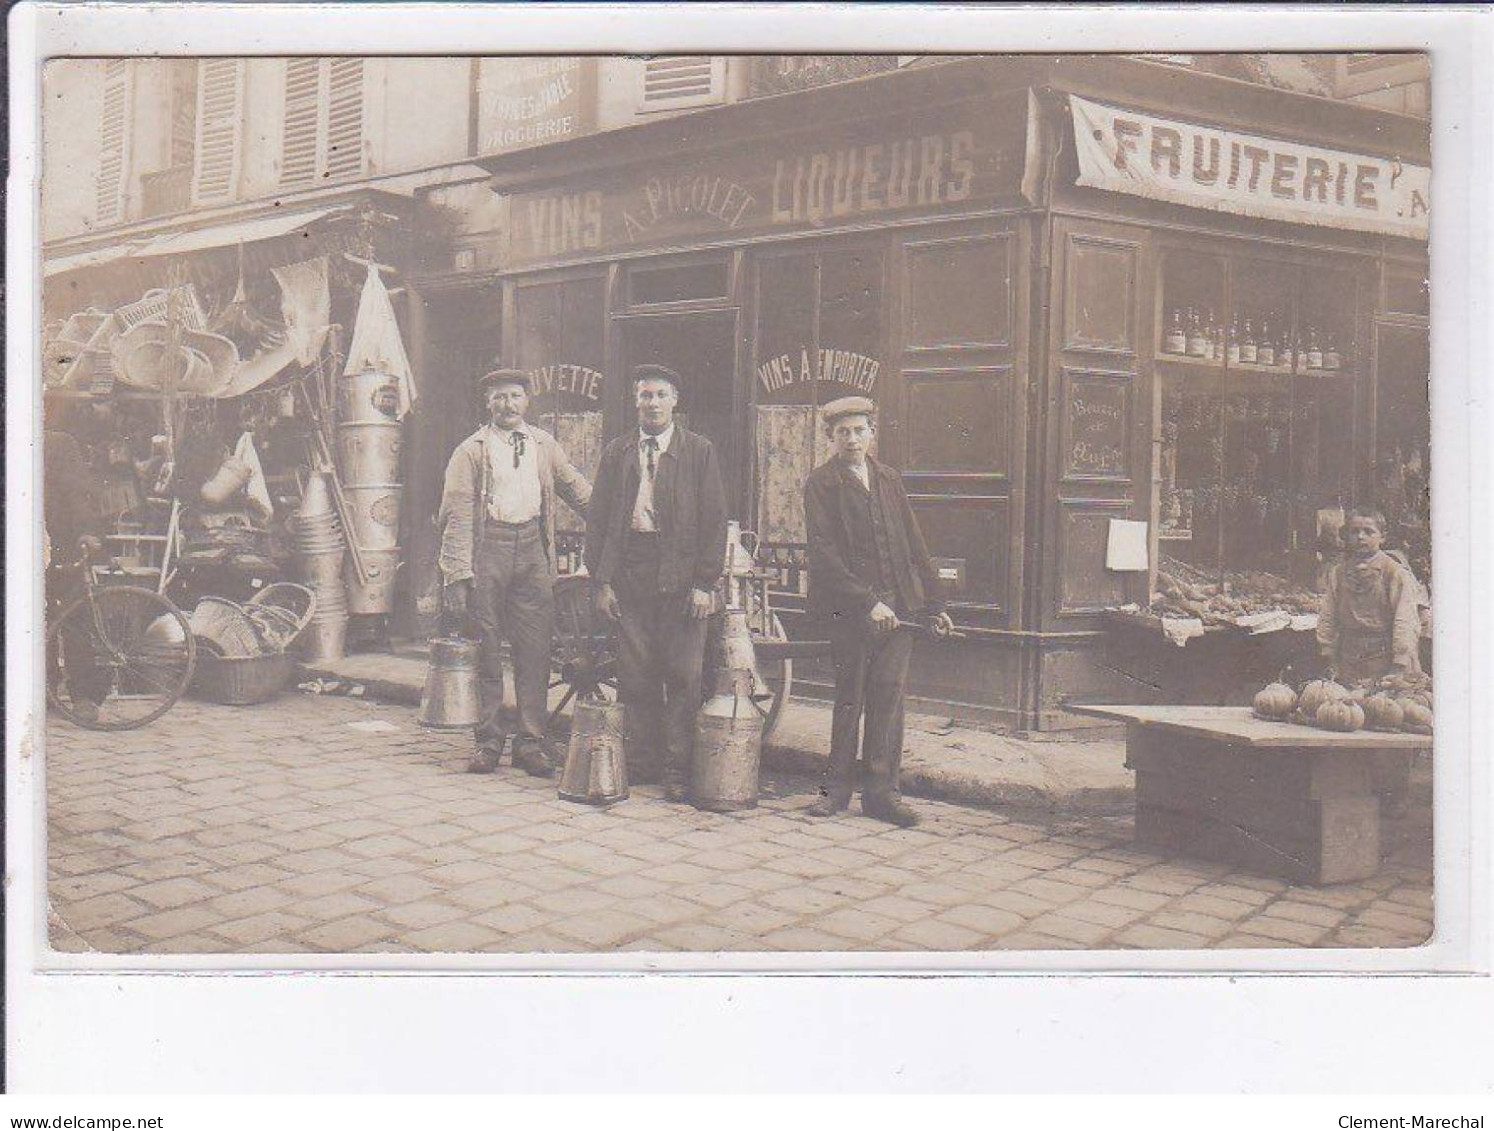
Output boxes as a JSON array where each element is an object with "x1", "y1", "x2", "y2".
[{"x1": 1157, "y1": 307, "x2": 1350, "y2": 375}]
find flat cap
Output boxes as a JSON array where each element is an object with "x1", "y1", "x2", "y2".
[
  {"x1": 821, "y1": 395, "x2": 877, "y2": 428},
  {"x1": 476, "y1": 367, "x2": 531, "y2": 393},
  {"x1": 631, "y1": 363, "x2": 682, "y2": 390}
]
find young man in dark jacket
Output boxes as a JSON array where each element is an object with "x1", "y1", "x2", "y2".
[
  {"x1": 803, "y1": 396, "x2": 952, "y2": 827},
  {"x1": 584, "y1": 365, "x2": 728, "y2": 801}
]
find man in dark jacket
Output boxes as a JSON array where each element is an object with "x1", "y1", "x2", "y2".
[
  {"x1": 803, "y1": 396, "x2": 952, "y2": 827},
  {"x1": 585, "y1": 365, "x2": 728, "y2": 801}
]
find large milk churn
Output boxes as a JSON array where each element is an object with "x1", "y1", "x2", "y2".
[
  {"x1": 691, "y1": 691, "x2": 765, "y2": 812},
  {"x1": 417, "y1": 636, "x2": 480, "y2": 730},
  {"x1": 559, "y1": 694, "x2": 629, "y2": 805}
]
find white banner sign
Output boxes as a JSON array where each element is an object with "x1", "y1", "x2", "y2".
[{"x1": 1070, "y1": 95, "x2": 1429, "y2": 241}]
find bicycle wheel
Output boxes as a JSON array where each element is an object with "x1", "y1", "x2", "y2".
[{"x1": 47, "y1": 584, "x2": 196, "y2": 731}]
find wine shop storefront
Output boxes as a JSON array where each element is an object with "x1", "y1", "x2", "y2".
[{"x1": 404, "y1": 56, "x2": 1431, "y2": 729}]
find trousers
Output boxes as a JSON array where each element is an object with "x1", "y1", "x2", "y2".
[
  {"x1": 826, "y1": 621, "x2": 915, "y2": 803},
  {"x1": 615, "y1": 534, "x2": 709, "y2": 782},
  {"x1": 470, "y1": 519, "x2": 553, "y2": 757}
]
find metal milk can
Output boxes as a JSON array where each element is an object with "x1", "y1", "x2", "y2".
[
  {"x1": 691, "y1": 691, "x2": 764, "y2": 812},
  {"x1": 416, "y1": 636, "x2": 480, "y2": 730},
  {"x1": 559, "y1": 694, "x2": 630, "y2": 806}
]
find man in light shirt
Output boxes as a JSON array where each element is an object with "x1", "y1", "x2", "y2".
[
  {"x1": 584, "y1": 365, "x2": 727, "y2": 801},
  {"x1": 438, "y1": 369, "x2": 591, "y2": 776}
]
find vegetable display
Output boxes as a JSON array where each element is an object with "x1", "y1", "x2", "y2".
[
  {"x1": 1251, "y1": 671, "x2": 1433, "y2": 735},
  {"x1": 1151, "y1": 556, "x2": 1320, "y2": 626}
]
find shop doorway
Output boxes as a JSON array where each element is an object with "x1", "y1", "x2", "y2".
[{"x1": 616, "y1": 310, "x2": 741, "y2": 513}]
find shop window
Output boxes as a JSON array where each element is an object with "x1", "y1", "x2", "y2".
[
  {"x1": 1383, "y1": 266, "x2": 1430, "y2": 319},
  {"x1": 752, "y1": 249, "x2": 885, "y2": 547},
  {"x1": 905, "y1": 236, "x2": 1010, "y2": 348},
  {"x1": 96, "y1": 60, "x2": 133, "y2": 223},
  {"x1": 627, "y1": 260, "x2": 729, "y2": 306},
  {"x1": 1155, "y1": 249, "x2": 1363, "y2": 597},
  {"x1": 513, "y1": 276, "x2": 607, "y2": 539},
  {"x1": 280, "y1": 58, "x2": 366, "y2": 189}
]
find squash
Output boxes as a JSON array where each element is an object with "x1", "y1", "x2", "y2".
[
  {"x1": 1252, "y1": 682, "x2": 1298, "y2": 721},
  {"x1": 1362, "y1": 694, "x2": 1405, "y2": 732},
  {"x1": 1316, "y1": 699, "x2": 1365, "y2": 732},
  {"x1": 1299, "y1": 680, "x2": 1350, "y2": 717},
  {"x1": 1401, "y1": 702, "x2": 1434, "y2": 734}
]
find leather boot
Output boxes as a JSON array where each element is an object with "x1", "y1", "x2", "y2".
[
  {"x1": 512, "y1": 741, "x2": 555, "y2": 779},
  {"x1": 807, "y1": 785, "x2": 852, "y2": 818},
  {"x1": 863, "y1": 795, "x2": 921, "y2": 828},
  {"x1": 467, "y1": 747, "x2": 503, "y2": 774}
]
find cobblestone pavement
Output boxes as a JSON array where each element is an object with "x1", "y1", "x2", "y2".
[{"x1": 45, "y1": 695, "x2": 1433, "y2": 955}]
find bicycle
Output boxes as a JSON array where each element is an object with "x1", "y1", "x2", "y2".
[{"x1": 46, "y1": 540, "x2": 197, "y2": 730}]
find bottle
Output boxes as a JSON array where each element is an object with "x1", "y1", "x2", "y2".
[
  {"x1": 1240, "y1": 317, "x2": 1258, "y2": 364},
  {"x1": 1279, "y1": 328, "x2": 1295, "y2": 371},
  {"x1": 1257, "y1": 319, "x2": 1276, "y2": 367},
  {"x1": 1164, "y1": 306, "x2": 1186, "y2": 354},
  {"x1": 1306, "y1": 326, "x2": 1323, "y2": 370},
  {"x1": 1226, "y1": 315, "x2": 1241, "y2": 365},
  {"x1": 1210, "y1": 317, "x2": 1224, "y2": 363},
  {"x1": 1324, "y1": 331, "x2": 1342, "y2": 371},
  {"x1": 1186, "y1": 305, "x2": 1208, "y2": 358}
]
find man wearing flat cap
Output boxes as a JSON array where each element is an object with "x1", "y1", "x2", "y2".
[
  {"x1": 803, "y1": 396, "x2": 953, "y2": 827},
  {"x1": 438, "y1": 368, "x2": 592, "y2": 776},
  {"x1": 584, "y1": 364, "x2": 728, "y2": 801}
]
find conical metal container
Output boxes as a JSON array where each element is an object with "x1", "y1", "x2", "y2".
[
  {"x1": 559, "y1": 694, "x2": 629, "y2": 806},
  {"x1": 691, "y1": 693, "x2": 763, "y2": 812},
  {"x1": 417, "y1": 636, "x2": 480, "y2": 729}
]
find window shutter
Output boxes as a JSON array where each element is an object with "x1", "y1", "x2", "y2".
[
  {"x1": 191, "y1": 59, "x2": 244, "y2": 204},
  {"x1": 324, "y1": 58, "x2": 365, "y2": 180},
  {"x1": 280, "y1": 58, "x2": 322, "y2": 188},
  {"x1": 281, "y1": 58, "x2": 365, "y2": 188},
  {"x1": 96, "y1": 60, "x2": 132, "y2": 223},
  {"x1": 638, "y1": 56, "x2": 724, "y2": 112}
]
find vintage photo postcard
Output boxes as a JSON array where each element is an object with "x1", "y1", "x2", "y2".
[
  {"x1": 29, "y1": 48, "x2": 1449, "y2": 964},
  {"x1": 8, "y1": 0, "x2": 1492, "y2": 1100}
]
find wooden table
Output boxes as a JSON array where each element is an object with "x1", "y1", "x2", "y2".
[{"x1": 1072, "y1": 706, "x2": 1432, "y2": 885}]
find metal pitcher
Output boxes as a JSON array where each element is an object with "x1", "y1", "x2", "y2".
[
  {"x1": 559, "y1": 694, "x2": 629, "y2": 806},
  {"x1": 417, "y1": 636, "x2": 481, "y2": 730}
]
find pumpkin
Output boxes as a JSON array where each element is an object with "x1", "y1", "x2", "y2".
[
  {"x1": 1401, "y1": 703, "x2": 1434, "y2": 734},
  {"x1": 1253, "y1": 682, "x2": 1298, "y2": 721},
  {"x1": 1362, "y1": 694, "x2": 1405, "y2": 732},
  {"x1": 1299, "y1": 680, "x2": 1350, "y2": 717},
  {"x1": 1316, "y1": 700, "x2": 1365, "y2": 732}
]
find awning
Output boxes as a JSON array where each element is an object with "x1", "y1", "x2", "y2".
[{"x1": 43, "y1": 204, "x2": 351, "y2": 278}]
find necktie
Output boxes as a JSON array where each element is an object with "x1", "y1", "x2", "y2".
[
  {"x1": 643, "y1": 436, "x2": 659, "y2": 478},
  {"x1": 512, "y1": 432, "x2": 526, "y2": 469}
]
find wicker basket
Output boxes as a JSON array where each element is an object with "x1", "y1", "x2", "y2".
[
  {"x1": 188, "y1": 597, "x2": 262, "y2": 658},
  {"x1": 191, "y1": 650, "x2": 296, "y2": 706},
  {"x1": 247, "y1": 583, "x2": 317, "y2": 633}
]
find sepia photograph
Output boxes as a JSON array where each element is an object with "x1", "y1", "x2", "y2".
[{"x1": 35, "y1": 48, "x2": 1439, "y2": 963}]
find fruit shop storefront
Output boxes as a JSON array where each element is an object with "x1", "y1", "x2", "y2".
[{"x1": 403, "y1": 56, "x2": 1431, "y2": 729}]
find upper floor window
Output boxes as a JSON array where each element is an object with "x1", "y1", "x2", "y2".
[
  {"x1": 192, "y1": 59, "x2": 245, "y2": 205},
  {"x1": 636, "y1": 56, "x2": 725, "y2": 114},
  {"x1": 95, "y1": 60, "x2": 133, "y2": 224},
  {"x1": 281, "y1": 57, "x2": 366, "y2": 188}
]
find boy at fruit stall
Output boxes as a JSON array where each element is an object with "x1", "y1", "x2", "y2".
[
  {"x1": 1316, "y1": 508, "x2": 1426, "y2": 817},
  {"x1": 1316, "y1": 508, "x2": 1424, "y2": 684}
]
